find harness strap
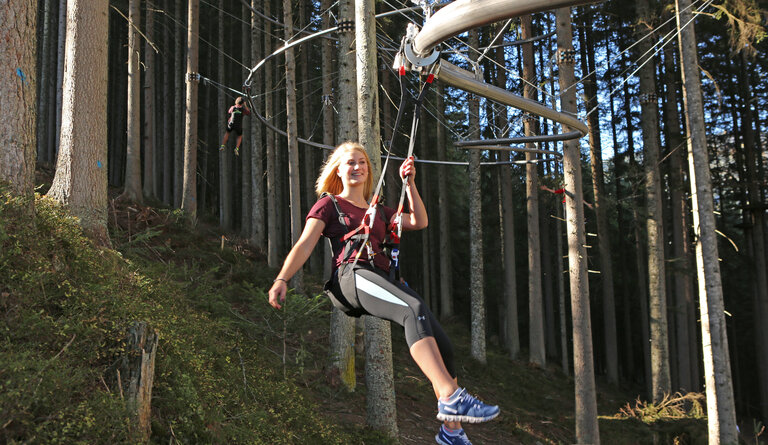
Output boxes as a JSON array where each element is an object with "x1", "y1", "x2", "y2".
[
  {"x1": 323, "y1": 193, "x2": 388, "y2": 268},
  {"x1": 386, "y1": 72, "x2": 436, "y2": 280}
]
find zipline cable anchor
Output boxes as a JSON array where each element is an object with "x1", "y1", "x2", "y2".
[{"x1": 336, "y1": 19, "x2": 354, "y2": 33}]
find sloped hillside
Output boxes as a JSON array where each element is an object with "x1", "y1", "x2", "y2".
[{"x1": 0, "y1": 185, "x2": 707, "y2": 444}]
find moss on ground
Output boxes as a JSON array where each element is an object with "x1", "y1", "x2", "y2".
[{"x1": 0, "y1": 183, "x2": 707, "y2": 444}]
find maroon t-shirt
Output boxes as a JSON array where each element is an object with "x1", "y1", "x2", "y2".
[{"x1": 307, "y1": 195, "x2": 396, "y2": 271}]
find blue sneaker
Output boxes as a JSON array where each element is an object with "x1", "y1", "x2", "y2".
[
  {"x1": 437, "y1": 388, "x2": 500, "y2": 423},
  {"x1": 435, "y1": 425, "x2": 472, "y2": 445}
]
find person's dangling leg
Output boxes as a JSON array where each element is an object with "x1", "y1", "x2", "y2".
[
  {"x1": 235, "y1": 134, "x2": 243, "y2": 156},
  {"x1": 410, "y1": 336, "x2": 459, "y2": 399},
  {"x1": 220, "y1": 130, "x2": 230, "y2": 150},
  {"x1": 346, "y1": 266, "x2": 499, "y2": 427}
]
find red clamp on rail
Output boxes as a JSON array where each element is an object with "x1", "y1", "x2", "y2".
[
  {"x1": 399, "y1": 65, "x2": 406, "y2": 76},
  {"x1": 426, "y1": 73, "x2": 435, "y2": 83}
]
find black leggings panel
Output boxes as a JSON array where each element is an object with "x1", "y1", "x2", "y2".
[{"x1": 337, "y1": 264, "x2": 456, "y2": 378}]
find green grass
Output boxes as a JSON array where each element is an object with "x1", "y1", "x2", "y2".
[
  {"x1": 0, "y1": 183, "x2": 710, "y2": 444},
  {"x1": 0, "y1": 188, "x2": 384, "y2": 444}
]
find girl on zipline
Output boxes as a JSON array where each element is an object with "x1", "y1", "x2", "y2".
[
  {"x1": 219, "y1": 96, "x2": 250, "y2": 156},
  {"x1": 268, "y1": 141, "x2": 499, "y2": 445}
]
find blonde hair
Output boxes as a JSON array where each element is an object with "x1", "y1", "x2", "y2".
[
  {"x1": 315, "y1": 142, "x2": 374, "y2": 200},
  {"x1": 235, "y1": 96, "x2": 244, "y2": 105}
]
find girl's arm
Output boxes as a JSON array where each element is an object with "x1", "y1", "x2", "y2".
[
  {"x1": 397, "y1": 157, "x2": 428, "y2": 231},
  {"x1": 268, "y1": 218, "x2": 325, "y2": 309}
]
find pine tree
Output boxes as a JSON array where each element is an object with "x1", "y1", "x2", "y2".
[{"x1": 48, "y1": 0, "x2": 110, "y2": 246}]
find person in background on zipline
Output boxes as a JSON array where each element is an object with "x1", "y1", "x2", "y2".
[
  {"x1": 219, "y1": 96, "x2": 250, "y2": 156},
  {"x1": 267, "y1": 141, "x2": 500, "y2": 445}
]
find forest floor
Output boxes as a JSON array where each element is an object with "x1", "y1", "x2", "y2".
[
  {"x1": 1, "y1": 167, "x2": 712, "y2": 444},
  {"x1": 102, "y1": 195, "x2": 708, "y2": 444}
]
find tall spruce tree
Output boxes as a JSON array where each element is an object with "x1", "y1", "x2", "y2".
[{"x1": 675, "y1": 0, "x2": 738, "y2": 441}]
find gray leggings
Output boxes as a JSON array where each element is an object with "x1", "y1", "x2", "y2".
[{"x1": 333, "y1": 263, "x2": 456, "y2": 378}]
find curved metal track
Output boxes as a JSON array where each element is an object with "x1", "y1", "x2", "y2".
[
  {"x1": 246, "y1": 0, "x2": 598, "y2": 164},
  {"x1": 243, "y1": 6, "x2": 421, "y2": 88},
  {"x1": 412, "y1": 0, "x2": 599, "y2": 56},
  {"x1": 250, "y1": 104, "x2": 552, "y2": 166},
  {"x1": 434, "y1": 59, "x2": 588, "y2": 137}
]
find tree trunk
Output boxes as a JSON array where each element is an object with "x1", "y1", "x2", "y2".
[
  {"x1": 0, "y1": 0, "x2": 37, "y2": 206},
  {"x1": 662, "y1": 33, "x2": 695, "y2": 393},
  {"x1": 556, "y1": 197, "x2": 569, "y2": 375},
  {"x1": 249, "y1": 0, "x2": 265, "y2": 250},
  {"x1": 320, "y1": 0, "x2": 334, "y2": 273},
  {"x1": 521, "y1": 15, "x2": 544, "y2": 367},
  {"x1": 173, "y1": 0, "x2": 184, "y2": 208},
  {"x1": 45, "y1": 0, "x2": 58, "y2": 164},
  {"x1": 48, "y1": 0, "x2": 110, "y2": 246},
  {"x1": 620, "y1": 43, "x2": 652, "y2": 393},
  {"x1": 35, "y1": 0, "x2": 52, "y2": 165},
  {"x1": 265, "y1": 0, "x2": 278, "y2": 265},
  {"x1": 637, "y1": 0, "x2": 670, "y2": 402},
  {"x1": 217, "y1": 0, "x2": 232, "y2": 230},
  {"x1": 299, "y1": 1, "x2": 314, "y2": 238},
  {"x1": 675, "y1": 0, "x2": 738, "y2": 441},
  {"x1": 54, "y1": 0, "x2": 66, "y2": 158},
  {"x1": 122, "y1": 0, "x2": 143, "y2": 204},
  {"x1": 556, "y1": 7, "x2": 599, "y2": 444},
  {"x1": 737, "y1": 51, "x2": 768, "y2": 423},
  {"x1": 492, "y1": 39, "x2": 518, "y2": 358},
  {"x1": 162, "y1": 0, "x2": 172, "y2": 205},
  {"x1": 578, "y1": 8, "x2": 618, "y2": 384},
  {"x1": 143, "y1": 1, "x2": 156, "y2": 200},
  {"x1": 605, "y1": 36, "x2": 635, "y2": 381},
  {"x1": 468, "y1": 28, "x2": 486, "y2": 364},
  {"x1": 180, "y1": 0, "x2": 199, "y2": 218},
  {"x1": 283, "y1": 0, "x2": 303, "y2": 293},
  {"x1": 121, "y1": 321, "x2": 158, "y2": 443},
  {"x1": 327, "y1": 0, "x2": 357, "y2": 393},
  {"x1": 420, "y1": 119, "x2": 432, "y2": 307},
  {"x1": 435, "y1": 83, "x2": 455, "y2": 320},
  {"x1": 356, "y1": 0, "x2": 396, "y2": 436},
  {"x1": 240, "y1": 2, "x2": 251, "y2": 238},
  {"x1": 109, "y1": 24, "x2": 127, "y2": 189}
]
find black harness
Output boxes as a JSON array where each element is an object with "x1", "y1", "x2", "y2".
[{"x1": 321, "y1": 193, "x2": 390, "y2": 269}]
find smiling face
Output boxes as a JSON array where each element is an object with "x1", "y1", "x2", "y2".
[{"x1": 336, "y1": 149, "x2": 369, "y2": 190}]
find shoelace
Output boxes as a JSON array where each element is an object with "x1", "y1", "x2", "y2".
[{"x1": 458, "y1": 391, "x2": 486, "y2": 411}]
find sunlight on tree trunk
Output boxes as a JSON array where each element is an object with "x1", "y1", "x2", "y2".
[
  {"x1": 327, "y1": 0, "x2": 357, "y2": 394},
  {"x1": 122, "y1": 0, "x2": 143, "y2": 204},
  {"x1": 0, "y1": 0, "x2": 37, "y2": 208},
  {"x1": 181, "y1": 0, "x2": 199, "y2": 220},
  {"x1": 556, "y1": 7, "x2": 598, "y2": 444},
  {"x1": 578, "y1": 6, "x2": 618, "y2": 384},
  {"x1": 636, "y1": 0, "x2": 670, "y2": 403},
  {"x1": 283, "y1": 0, "x2": 302, "y2": 293},
  {"x1": 675, "y1": 0, "x2": 738, "y2": 442},
  {"x1": 356, "y1": 0, "x2": 396, "y2": 436},
  {"x1": 468, "y1": 28, "x2": 486, "y2": 365},
  {"x1": 521, "y1": 14, "x2": 545, "y2": 368},
  {"x1": 48, "y1": 0, "x2": 110, "y2": 246}
]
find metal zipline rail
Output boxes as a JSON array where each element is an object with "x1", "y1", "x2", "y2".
[
  {"x1": 434, "y1": 59, "x2": 588, "y2": 137},
  {"x1": 412, "y1": 0, "x2": 599, "y2": 57}
]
